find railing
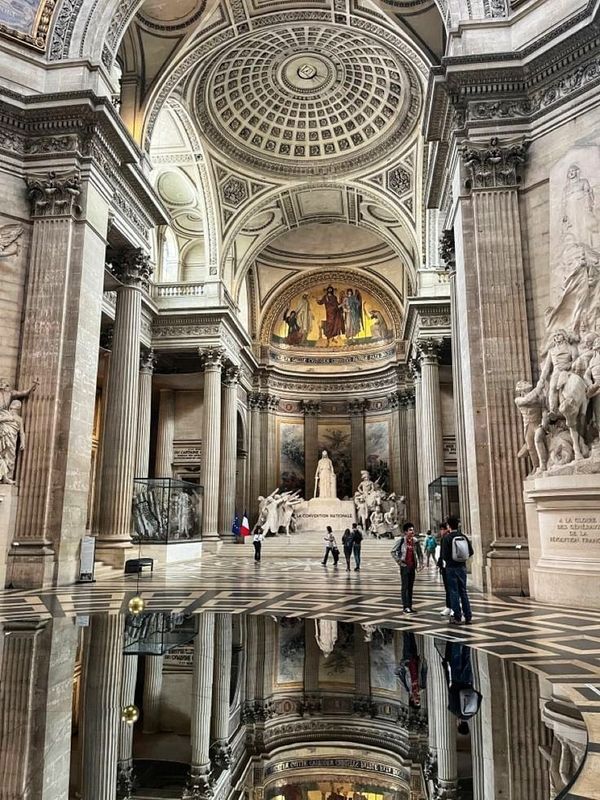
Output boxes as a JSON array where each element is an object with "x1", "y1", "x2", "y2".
[{"x1": 150, "y1": 282, "x2": 238, "y2": 312}]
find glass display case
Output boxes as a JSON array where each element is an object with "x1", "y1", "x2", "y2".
[
  {"x1": 132, "y1": 478, "x2": 203, "y2": 543},
  {"x1": 124, "y1": 611, "x2": 196, "y2": 656},
  {"x1": 428, "y1": 476, "x2": 460, "y2": 532}
]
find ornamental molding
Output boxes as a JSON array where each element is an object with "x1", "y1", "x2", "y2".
[
  {"x1": 265, "y1": 370, "x2": 398, "y2": 397},
  {"x1": 402, "y1": 299, "x2": 451, "y2": 346}
]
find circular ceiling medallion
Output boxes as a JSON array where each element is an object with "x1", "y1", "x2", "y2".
[
  {"x1": 156, "y1": 170, "x2": 196, "y2": 207},
  {"x1": 195, "y1": 24, "x2": 420, "y2": 177}
]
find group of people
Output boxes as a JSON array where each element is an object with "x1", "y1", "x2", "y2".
[{"x1": 322, "y1": 523, "x2": 364, "y2": 570}]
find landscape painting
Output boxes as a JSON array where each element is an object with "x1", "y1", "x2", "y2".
[
  {"x1": 317, "y1": 422, "x2": 352, "y2": 499},
  {"x1": 279, "y1": 421, "x2": 305, "y2": 495},
  {"x1": 365, "y1": 418, "x2": 390, "y2": 492},
  {"x1": 272, "y1": 282, "x2": 393, "y2": 349}
]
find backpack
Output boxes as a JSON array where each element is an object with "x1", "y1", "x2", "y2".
[{"x1": 451, "y1": 534, "x2": 470, "y2": 563}]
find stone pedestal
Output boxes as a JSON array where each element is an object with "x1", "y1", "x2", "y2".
[
  {"x1": 524, "y1": 474, "x2": 600, "y2": 609},
  {"x1": 293, "y1": 498, "x2": 356, "y2": 534}
]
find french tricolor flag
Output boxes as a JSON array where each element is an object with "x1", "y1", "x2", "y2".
[{"x1": 240, "y1": 513, "x2": 250, "y2": 537}]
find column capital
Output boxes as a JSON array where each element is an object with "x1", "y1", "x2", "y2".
[
  {"x1": 301, "y1": 400, "x2": 320, "y2": 416},
  {"x1": 416, "y1": 338, "x2": 443, "y2": 365},
  {"x1": 199, "y1": 347, "x2": 225, "y2": 371},
  {"x1": 387, "y1": 392, "x2": 401, "y2": 410},
  {"x1": 249, "y1": 392, "x2": 262, "y2": 410},
  {"x1": 139, "y1": 348, "x2": 156, "y2": 375},
  {"x1": 107, "y1": 248, "x2": 153, "y2": 289},
  {"x1": 347, "y1": 398, "x2": 367, "y2": 416},
  {"x1": 26, "y1": 170, "x2": 82, "y2": 218},
  {"x1": 400, "y1": 387, "x2": 416, "y2": 408},
  {"x1": 100, "y1": 326, "x2": 114, "y2": 352},
  {"x1": 266, "y1": 394, "x2": 280, "y2": 412},
  {"x1": 222, "y1": 365, "x2": 240, "y2": 387},
  {"x1": 460, "y1": 137, "x2": 529, "y2": 190},
  {"x1": 439, "y1": 230, "x2": 455, "y2": 271}
]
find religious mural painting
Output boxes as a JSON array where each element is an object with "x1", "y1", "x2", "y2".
[
  {"x1": 369, "y1": 629, "x2": 397, "y2": 693},
  {"x1": 365, "y1": 418, "x2": 391, "y2": 491},
  {"x1": 278, "y1": 421, "x2": 305, "y2": 496},
  {"x1": 272, "y1": 282, "x2": 393, "y2": 349},
  {"x1": 276, "y1": 618, "x2": 305, "y2": 685},
  {"x1": 318, "y1": 621, "x2": 355, "y2": 685},
  {"x1": 0, "y1": 0, "x2": 52, "y2": 46},
  {"x1": 317, "y1": 422, "x2": 351, "y2": 499}
]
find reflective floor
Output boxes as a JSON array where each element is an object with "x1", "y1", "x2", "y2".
[{"x1": 1, "y1": 608, "x2": 598, "y2": 800}]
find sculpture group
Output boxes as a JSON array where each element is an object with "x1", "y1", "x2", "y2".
[
  {"x1": 354, "y1": 469, "x2": 406, "y2": 537},
  {"x1": 0, "y1": 378, "x2": 37, "y2": 484}
]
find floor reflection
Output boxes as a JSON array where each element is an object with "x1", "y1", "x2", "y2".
[{"x1": 0, "y1": 612, "x2": 589, "y2": 799}]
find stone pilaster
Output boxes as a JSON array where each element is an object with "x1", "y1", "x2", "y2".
[
  {"x1": 200, "y1": 348, "x2": 225, "y2": 541},
  {"x1": 387, "y1": 392, "x2": 406, "y2": 496},
  {"x1": 302, "y1": 400, "x2": 320, "y2": 497},
  {"x1": 118, "y1": 654, "x2": 138, "y2": 799},
  {"x1": 457, "y1": 138, "x2": 531, "y2": 591},
  {"x1": 210, "y1": 614, "x2": 233, "y2": 770},
  {"x1": 416, "y1": 339, "x2": 445, "y2": 530},
  {"x1": 142, "y1": 655, "x2": 164, "y2": 734},
  {"x1": 97, "y1": 250, "x2": 151, "y2": 564},
  {"x1": 425, "y1": 638, "x2": 457, "y2": 800},
  {"x1": 155, "y1": 388, "x2": 175, "y2": 478},
  {"x1": 413, "y1": 367, "x2": 427, "y2": 531},
  {"x1": 184, "y1": 613, "x2": 215, "y2": 800},
  {"x1": 348, "y1": 399, "x2": 367, "y2": 492},
  {"x1": 82, "y1": 615, "x2": 124, "y2": 800},
  {"x1": 135, "y1": 349, "x2": 155, "y2": 478},
  {"x1": 266, "y1": 395, "x2": 279, "y2": 494},
  {"x1": 402, "y1": 389, "x2": 420, "y2": 529},
  {"x1": 219, "y1": 366, "x2": 240, "y2": 536},
  {"x1": 12, "y1": 172, "x2": 109, "y2": 587},
  {"x1": 248, "y1": 394, "x2": 263, "y2": 523}
]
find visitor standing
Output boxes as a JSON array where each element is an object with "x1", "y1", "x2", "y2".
[
  {"x1": 424, "y1": 529, "x2": 437, "y2": 566},
  {"x1": 342, "y1": 528, "x2": 354, "y2": 571},
  {"x1": 351, "y1": 521, "x2": 363, "y2": 571},
  {"x1": 437, "y1": 521, "x2": 452, "y2": 616},
  {"x1": 322, "y1": 526, "x2": 339, "y2": 566},
  {"x1": 253, "y1": 527, "x2": 264, "y2": 562},
  {"x1": 440, "y1": 515, "x2": 474, "y2": 625},
  {"x1": 441, "y1": 641, "x2": 482, "y2": 734},
  {"x1": 391, "y1": 522, "x2": 423, "y2": 613}
]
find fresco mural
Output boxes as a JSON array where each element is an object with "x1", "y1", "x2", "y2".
[
  {"x1": 365, "y1": 418, "x2": 391, "y2": 491},
  {"x1": 0, "y1": 0, "x2": 43, "y2": 37},
  {"x1": 369, "y1": 629, "x2": 397, "y2": 692},
  {"x1": 316, "y1": 422, "x2": 352, "y2": 499},
  {"x1": 277, "y1": 618, "x2": 305, "y2": 684},
  {"x1": 278, "y1": 421, "x2": 305, "y2": 496},
  {"x1": 272, "y1": 282, "x2": 393, "y2": 349},
  {"x1": 318, "y1": 621, "x2": 355, "y2": 685}
]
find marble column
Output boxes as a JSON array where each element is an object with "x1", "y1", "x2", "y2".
[
  {"x1": 266, "y1": 395, "x2": 279, "y2": 494},
  {"x1": 235, "y1": 447, "x2": 248, "y2": 523},
  {"x1": 12, "y1": 172, "x2": 109, "y2": 587},
  {"x1": 210, "y1": 614, "x2": 233, "y2": 770},
  {"x1": 200, "y1": 348, "x2": 225, "y2": 541},
  {"x1": 135, "y1": 349, "x2": 155, "y2": 479},
  {"x1": 248, "y1": 394, "x2": 262, "y2": 523},
  {"x1": 425, "y1": 638, "x2": 457, "y2": 799},
  {"x1": 302, "y1": 400, "x2": 320, "y2": 497},
  {"x1": 155, "y1": 388, "x2": 175, "y2": 478},
  {"x1": 219, "y1": 366, "x2": 240, "y2": 536},
  {"x1": 97, "y1": 250, "x2": 151, "y2": 564},
  {"x1": 416, "y1": 339, "x2": 445, "y2": 531},
  {"x1": 142, "y1": 656, "x2": 164, "y2": 734},
  {"x1": 82, "y1": 614, "x2": 124, "y2": 800},
  {"x1": 117, "y1": 654, "x2": 138, "y2": 799},
  {"x1": 403, "y1": 389, "x2": 421, "y2": 529},
  {"x1": 184, "y1": 613, "x2": 215, "y2": 800},
  {"x1": 388, "y1": 392, "x2": 406, "y2": 496},
  {"x1": 413, "y1": 368, "x2": 428, "y2": 531},
  {"x1": 348, "y1": 399, "x2": 366, "y2": 491},
  {"x1": 456, "y1": 138, "x2": 531, "y2": 591}
]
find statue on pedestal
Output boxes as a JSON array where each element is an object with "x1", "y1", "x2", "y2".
[
  {"x1": 0, "y1": 377, "x2": 38, "y2": 411},
  {"x1": 353, "y1": 469, "x2": 387, "y2": 529},
  {"x1": 314, "y1": 450, "x2": 337, "y2": 499},
  {"x1": 0, "y1": 400, "x2": 25, "y2": 484}
]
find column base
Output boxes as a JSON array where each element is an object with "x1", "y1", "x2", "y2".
[
  {"x1": 183, "y1": 763, "x2": 213, "y2": 800},
  {"x1": 6, "y1": 543, "x2": 55, "y2": 589},
  {"x1": 95, "y1": 539, "x2": 135, "y2": 569},
  {"x1": 201, "y1": 537, "x2": 223, "y2": 555},
  {"x1": 485, "y1": 543, "x2": 530, "y2": 596}
]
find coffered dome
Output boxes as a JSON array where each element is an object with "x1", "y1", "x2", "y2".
[{"x1": 194, "y1": 24, "x2": 421, "y2": 177}]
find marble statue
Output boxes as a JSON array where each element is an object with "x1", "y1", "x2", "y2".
[
  {"x1": 0, "y1": 400, "x2": 25, "y2": 484},
  {"x1": 547, "y1": 242, "x2": 600, "y2": 335},
  {"x1": 175, "y1": 492, "x2": 194, "y2": 538},
  {"x1": 561, "y1": 164, "x2": 598, "y2": 248},
  {"x1": 536, "y1": 329, "x2": 578, "y2": 414},
  {"x1": 584, "y1": 336, "x2": 600, "y2": 441},
  {"x1": 0, "y1": 377, "x2": 38, "y2": 412},
  {"x1": 314, "y1": 450, "x2": 337, "y2": 499},
  {"x1": 280, "y1": 491, "x2": 302, "y2": 535},
  {"x1": 515, "y1": 381, "x2": 545, "y2": 474},
  {"x1": 353, "y1": 469, "x2": 387, "y2": 528},
  {"x1": 254, "y1": 488, "x2": 302, "y2": 535},
  {"x1": 315, "y1": 618, "x2": 337, "y2": 658},
  {"x1": 369, "y1": 505, "x2": 386, "y2": 538}
]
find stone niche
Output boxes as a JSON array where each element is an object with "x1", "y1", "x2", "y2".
[{"x1": 524, "y1": 474, "x2": 600, "y2": 609}]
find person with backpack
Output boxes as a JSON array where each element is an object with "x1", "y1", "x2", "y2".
[
  {"x1": 424, "y1": 529, "x2": 437, "y2": 566},
  {"x1": 391, "y1": 522, "x2": 423, "y2": 613},
  {"x1": 437, "y1": 521, "x2": 452, "y2": 617},
  {"x1": 440, "y1": 515, "x2": 474, "y2": 625},
  {"x1": 351, "y1": 522, "x2": 363, "y2": 571},
  {"x1": 441, "y1": 641, "x2": 482, "y2": 734}
]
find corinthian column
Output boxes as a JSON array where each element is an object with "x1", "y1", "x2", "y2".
[
  {"x1": 413, "y1": 367, "x2": 427, "y2": 530},
  {"x1": 155, "y1": 389, "x2": 175, "y2": 478},
  {"x1": 210, "y1": 614, "x2": 233, "y2": 770},
  {"x1": 13, "y1": 172, "x2": 109, "y2": 587},
  {"x1": 348, "y1": 399, "x2": 366, "y2": 491},
  {"x1": 402, "y1": 389, "x2": 420, "y2": 529},
  {"x1": 219, "y1": 366, "x2": 240, "y2": 536},
  {"x1": 416, "y1": 339, "x2": 444, "y2": 530},
  {"x1": 97, "y1": 250, "x2": 151, "y2": 564},
  {"x1": 302, "y1": 400, "x2": 320, "y2": 496},
  {"x1": 248, "y1": 394, "x2": 262, "y2": 524},
  {"x1": 184, "y1": 613, "x2": 215, "y2": 800},
  {"x1": 82, "y1": 615, "x2": 124, "y2": 800},
  {"x1": 457, "y1": 138, "x2": 531, "y2": 590},
  {"x1": 200, "y1": 348, "x2": 225, "y2": 541},
  {"x1": 425, "y1": 638, "x2": 457, "y2": 799},
  {"x1": 135, "y1": 349, "x2": 155, "y2": 478},
  {"x1": 117, "y1": 653, "x2": 138, "y2": 799},
  {"x1": 387, "y1": 392, "x2": 405, "y2": 495},
  {"x1": 266, "y1": 395, "x2": 280, "y2": 494},
  {"x1": 142, "y1": 656, "x2": 163, "y2": 734}
]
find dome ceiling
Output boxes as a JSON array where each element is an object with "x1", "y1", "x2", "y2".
[{"x1": 194, "y1": 23, "x2": 421, "y2": 177}]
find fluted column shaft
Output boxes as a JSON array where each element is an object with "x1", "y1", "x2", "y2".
[
  {"x1": 142, "y1": 656, "x2": 164, "y2": 734},
  {"x1": 303, "y1": 402, "x2": 319, "y2": 497},
  {"x1": 211, "y1": 614, "x2": 232, "y2": 746},
  {"x1": 449, "y1": 272, "x2": 471, "y2": 537},
  {"x1": 388, "y1": 393, "x2": 404, "y2": 495},
  {"x1": 404, "y1": 392, "x2": 420, "y2": 529},
  {"x1": 155, "y1": 389, "x2": 175, "y2": 478},
  {"x1": 425, "y1": 638, "x2": 457, "y2": 798},
  {"x1": 414, "y1": 373, "x2": 427, "y2": 531},
  {"x1": 135, "y1": 351, "x2": 155, "y2": 478},
  {"x1": 185, "y1": 613, "x2": 215, "y2": 798},
  {"x1": 348, "y1": 400, "x2": 366, "y2": 492},
  {"x1": 118, "y1": 653, "x2": 138, "y2": 799},
  {"x1": 200, "y1": 349, "x2": 224, "y2": 541},
  {"x1": 219, "y1": 367, "x2": 240, "y2": 535},
  {"x1": 266, "y1": 396, "x2": 279, "y2": 493},
  {"x1": 418, "y1": 341, "x2": 445, "y2": 530},
  {"x1": 82, "y1": 615, "x2": 124, "y2": 800},
  {"x1": 248, "y1": 396, "x2": 262, "y2": 523}
]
